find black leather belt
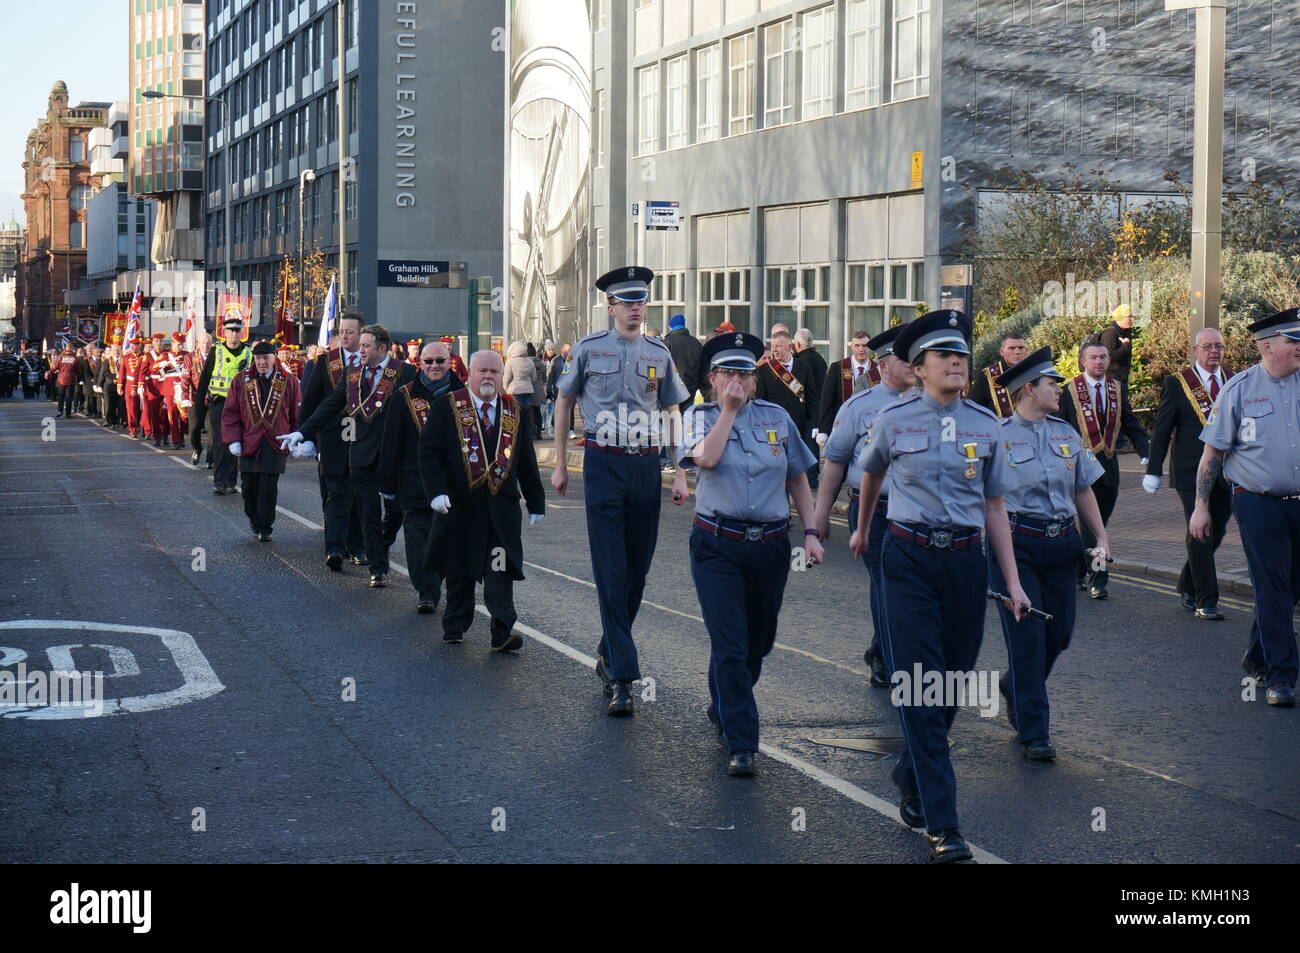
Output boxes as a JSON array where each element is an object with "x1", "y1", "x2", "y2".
[
  {"x1": 888, "y1": 521, "x2": 981, "y2": 551},
  {"x1": 848, "y1": 487, "x2": 887, "y2": 504},
  {"x1": 694, "y1": 515, "x2": 789, "y2": 542},
  {"x1": 1233, "y1": 486, "x2": 1300, "y2": 501},
  {"x1": 1008, "y1": 514, "x2": 1076, "y2": 539},
  {"x1": 583, "y1": 433, "x2": 659, "y2": 456}
]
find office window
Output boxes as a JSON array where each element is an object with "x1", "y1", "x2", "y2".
[
  {"x1": 326, "y1": 89, "x2": 337, "y2": 142},
  {"x1": 845, "y1": 0, "x2": 882, "y2": 109},
  {"x1": 727, "y1": 32, "x2": 754, "y2": 136},
  {"x1": 637, "y1": 63, "x2": 659, "y2": 156},
  {"x1": 801, "y1": 5, "x2": 835, "y2": 120},
  {"x1": 665, "y1": 55, "x2": 688, "y2": 149},
  {"x1": 763, "y1": 20, "x2": 796, "y2": 128},
  {"x1": 70, "y1": 185, "x2": 93, "y2": 210},
  {"x1": 69, "y1": 221, "x2": 83, "y2": 248},
  {"x1": 594, "y1": 88, "x2": 606, "y2": 168},
  {"x1": 348, "y1": 78, "x2": 358, "y2": 134},
  {"x1": 345, "y1": 179, "x2": 357, "y2": 220},
  {"x1": 69, "y1": 134, "x2": 84, "y2": 162},
  {"x1": 766, "y1": 264, "x2": 831, "y2": 352},
  {"x1": 846, "y1": 258, "x2": 924, "y2": 337},
  {"x1": 646, "y1": 271, "x2": 685, "y2": 335},
  {"x1": 892, "y1": 0, "x2": 930, "y2": 100},
  {"x1": 696, "y1": 43, "x2": 720, "y2": 143},
  {"x1": 698, "y1": 268, "x2": 751, "y2": 334}
]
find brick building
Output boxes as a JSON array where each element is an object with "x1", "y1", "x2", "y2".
[{"x1": 17, "y1": 81, "x2": 110, "y2": 344}]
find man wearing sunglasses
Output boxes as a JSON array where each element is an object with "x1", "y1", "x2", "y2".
[{"x1": 376, "y1": 341, "x2": 459, "y2": 613}]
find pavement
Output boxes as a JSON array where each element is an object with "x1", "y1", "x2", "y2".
[{"x1": 1, "y1": 398, "x2": 1297, "y2": 864}]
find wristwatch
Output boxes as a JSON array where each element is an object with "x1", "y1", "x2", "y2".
[{"x1": 804, "y1": 528, "x2": 821, "y2": 540}]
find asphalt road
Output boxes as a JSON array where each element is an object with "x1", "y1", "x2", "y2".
[{"x1": 1, "y1": 397, "x2": 1296, "y2": 864}]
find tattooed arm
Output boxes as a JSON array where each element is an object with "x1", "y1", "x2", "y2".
[{"x1": 1189, "y1": 445, "x2": 1225, "y2": 542}]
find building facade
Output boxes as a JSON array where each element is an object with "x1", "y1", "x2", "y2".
[{"x1": 17, "y1": 82, "x2": 109, "y2": 343}]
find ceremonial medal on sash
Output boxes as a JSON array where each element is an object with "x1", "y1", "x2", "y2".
[
  {"x1": 243, "y1": 366, "x2": 287, "y2": 431},
  {"x1": 767, "y1": 360, "x2": 805, "y2": 399},
  {"x1": 1175, "y1": 366, "x2": 1232, "y2": 426},
  {"x1": 646, "y1": 364, "x2": 658, "y2": 394},
  {"x1": 451, "y1": 390, "x2": 519, "y2": 494},
  {"x1": 840, "y1": 359, "x2": 854, "y2": 401},
  {"x1": 327, "y1": 347, "x2": 345, "y2": 387},
  {"x1": 766, "y1": 429, "x2": 781, "y2": 456},
  {"x1": 963, "y1": 442, "x2": 978, "y2": 479},
  {"x1": 347, "y1": 363, "x2": 399, "y2": 420},
  {"x1": 1068, "y1": 375, "x2": 1120, "y2": 455},
  {"x1": 402, "y1": 383, "x2": 431, "y2": 431},
  {"x1": 985, "y1": 360, "x2": 1015, "y2": 418}
]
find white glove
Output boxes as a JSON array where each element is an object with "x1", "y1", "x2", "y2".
[
  {"x1": 1142, "y1": 475, "x2": 1161, "y2": 494},
  {"x1": 179, "y1": 399, "x2": 192, "y2": 409},
  {"x1": 278, "y1": 431, "x2": 304, "y2": 450},
  {"x1": 229, "y1": 441, "x2": 243, "y2": 456},
  {"x1": 291, "y1": 440, "x2": 316, "y2": 458},
  {"x1": 528, "y1": 513, "x2": 543, "y2": 526},
  {"x1": 137, "y1": 385, "x2": 144, "y2": 397},
  {"x1": 431, "y1": 495, "x2": 451, "y2": 514},
  {"x1": 380, "y1": 492, "x2": 396, "y2": 501},
  {"x1": 1139, "y1": 457, "x2": 1148, "y2": 466},
  {"x1": 815, "y1": 431, "x2": 828, "y2": 449},
  {"x1": 93, "y1": 385, "x2": 102, "y2": 394}
]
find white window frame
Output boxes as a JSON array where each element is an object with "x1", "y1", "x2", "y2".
[
  {"x1": 665, "y1": 54, "x2": 688, "y2": 149},
  {"x1": 696, "y1": 43, "x2": 721, "y2": 143},
  {"x1": 637, "y1": 63, "x2": 660, "y2": 156},
  {"x1": 846, "y1": 258, "x2": 926, "y2": 340},
  {"x1": 801, "y1": 5, "x2": 835, "y2": 121},
  {"x1": 765, "y1": 263, "x2": 832, "y2": 353},
  {"x1": 647, "y1": 270, "x2": 686, "y2": 335},
  {"x1": 892, "y1": 0, "x2": 930, "y2": 101},
  {"x1": 594, "y1": 88, "x2": 606, "y2": 168},
  {"x1": 763, "y1": 19, "x2": 796, "y2": 128},
  {"x1": 727, "y1": 32, "x2": 754, "y2": 136},
  {"x1": 698, "y1": 267, "x2": 752, "y2": 336},
  {"x1": 845, "y1": 0, "x2": 883, "y2": 111}
]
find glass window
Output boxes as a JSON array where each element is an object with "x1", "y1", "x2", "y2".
[
  {"x1": 665, "y1": 55, "x2": 688, "y2": 149},
  {"x1": 763, "y1": 20, "x2": 795, "y2": 128},
  {"x1": 801, "y1": 5, "x2": 835, "y2": 120},
  {"x1": 637, "y1": 63, "x2": 659, "y2": 156},
  {"x1": 594, "y1": 88, "x2": 606, "y2": 167},
  {"x1": 727, "y1": 32, "x2": 754, "y2": 136},
  {"x1": 697, "y1": 269, "x2": 750, "y2": 336},
  {"x1": 696, "y1": 44, "x2": 720, "y2": 143},
  {"x1": 69, "y1": 221, "x2": 83, "y2": 248},
  {"x1": 847, "y1": 258, "x2": 924, "y2": 341},
  {"x1": 69, "y1": 134, "x2": 84, "y2": 163},
  {"x1": 892, "y1": 0, "x2": 930, "y2": 100}
]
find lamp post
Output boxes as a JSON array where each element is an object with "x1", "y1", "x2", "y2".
[
  {"x1": 1164, "y1": 0, "x2": 1226, "y2": 334},
  {"x1": 142, "y1": 89, "x2": 231, "y2": 312},
  {"x1": 298, "y1": 168, "x2": 316, "y2": 346}
]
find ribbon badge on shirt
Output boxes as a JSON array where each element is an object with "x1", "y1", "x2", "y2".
[
  {"x1": 646, "y1": 363, "x2": 657, "y2": 394},
  {"x1": 1058, "y1": 442, "x2": 1074, "y2": 470},
  {"x1": 766, "y1": 428, "x2": 781, "y2": 456},
  {"x1": 963, "y1": 442, "x2": 978, "y2": 479}
]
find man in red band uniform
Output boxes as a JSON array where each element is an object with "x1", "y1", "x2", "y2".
[
  {"x1": 152, "y1": 334, "x2": 189, "y2": 448},
  {"x1": 404, "y1": 338, "x2": 423, "y2": 367},
  {"x1": 439, "y1": 336, "x2": 469, "y2": 383},
  {"x1": 119, "y1": 337, "x2": 148, "y2": 437},
  {"x1": 1059, "y1": 340, "x2": 1150, "y2": 600},
  {"x1": 418, "y1": 349, "x2": 546, "y2": 650},
  {"x1": 141, "y1": 333, "x2": 169, "y2": 445},
  {"x1": 969, "y1": 331, "x2": 1028, "y2": 419},
  {"x1": 816, "y1": 328, "x2": 879, "y2": 441},
  {"x1": 379, "y1": 340, "x2": 459, "y2": 613},
  {"x1": 187, "y1": 332, "x2": 213, "y2": 466},
  {"x1": 222, "y1": 340, "x2": 302, "y2": 541}
]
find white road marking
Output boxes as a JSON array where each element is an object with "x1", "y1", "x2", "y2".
[
  {"x1": 45, "y1": 643, "x2": 141, "y2": 678},
  {"x1": 0, "y1": 620, "x2": 223, "y2": 720},
  {"x1": 268, "y1": 499, "x2": 1005, "y2": 862}
]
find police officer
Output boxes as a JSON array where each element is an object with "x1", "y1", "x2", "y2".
[
  {"x1": 850, "y1": 309, "x2": 1030, "y2": 864},
  {"x1": 1193, "y1": 308, "x2": 1300, "y2": 708},
  {"x1": 989, "y1": 347, "x2": 1109, "y2": 761},
  {"x1": 551, "y1": 266, "x2": 690, "y2": 717},
  {"x1": 812, "y1": 324, "x2": 915, "y2": 688},
  {"x1": 681, "y1": 332, "x2": 822, "y2": 776},
  {"x1": 195, "y1": 317, "x2": 252, "y2": 494}
]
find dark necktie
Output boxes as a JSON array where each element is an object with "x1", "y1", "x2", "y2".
[
  {"x1": 1095, "y1": 382, "x2": 1106, "y2": 427},
  {"x1": 1209, "y1": 374, "x2": 1220, "y2": 400}
]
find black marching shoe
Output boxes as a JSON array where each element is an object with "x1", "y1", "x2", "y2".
[
  {"x1": 1194, "y1": 606, "x2": 1224, "y2": 621},
  {"x1": 255, "y1": 531, "x2": 272, "y2": 543},
  {"x1": 899, "y1": 792, "x2": 925, "y2": 829},
  {"x1": 1266, "y1": 686, "x2": 1296, "y2": 708},
  {"x1": 595, "y1": 654, "x2": 615, "y2": 697},
  {"x1": 607, "y1": 681, "x2": 634, "y2": 717},
  {"x1": 1241, "y1": 654, "x2": 1267, "y2": 682},
  {"x1": 727, "y1": 751, "x2": 756, "y2": 777},
  {"x1": 491, "y1": 631, "x2": 524, "y2": 653},
  {"x1": 325, "y1": 553, "x2": 343, "y2": 572},
  {"x1": 1089, "y1": 585, "x2": 1108, "y2": 600},
  {"x1": 1180, "y1": 593, "x2": 1196, "y2": 611},
  {"x1": 1023, "y1": 737, "x2": 1056, "y2": 761},
  {"x1": 190, "y1": 450, "x2": 201, "y2": 465},
  {"x1": 416, "y1": 600, "x2": 437, "y2": 615},
  {"x1": 369, "y1": 572, "x2": 387, "y2": 588},
  {"x1": 351, "y1": 553, "x2": 369, "y2": 566},
  {"x1": 863, "y1": 646, "x2": 889, "y2": 688},
  {"x1": 926, "y1": 829, "x2": 974, "y2": 864},
  {"x1": 442, "y1": 631, "x2": 464, "y2": 644}
]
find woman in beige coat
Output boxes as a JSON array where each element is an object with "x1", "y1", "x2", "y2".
[{"x1": 502, "y1": 341, "x2": 538, "y2": 417}]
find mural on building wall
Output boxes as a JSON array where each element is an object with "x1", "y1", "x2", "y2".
[{"x1": 508, "y1": 0, "x2": 592, "y2": 349}]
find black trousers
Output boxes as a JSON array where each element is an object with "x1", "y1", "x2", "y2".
[
  {"x1": 103, "y1": 390, "x2": 123, "y2": 427},
  {"x1": 443, "y1": 527, "x2": 516, "y2": 639},
  {"x1": 57, "y1": 384, "x2": 78, "y2": 416},
  {"x1": 319, "y1": 468, "x2": 364, "y2": 557},
  {"x1": 189, "y1": 398, "x2": 209, "y2": 456},
  {"x1": 208, "y1": 397, "x2": 239, "y2": 489},
  {"x1": 1079, "y1": 477, "x2": 1119, "y2": 583},
  {"x1": 241, "y1": 471, "x2": 279, "y2": 533},
  {"x1": 84, "y1": 391, "x2": 99, "y2": 417},
  {"x1": 1177, "y1": 486, "x2": 1231, "y2": 608},
  {"x1": 349, "y1": 464, "x2": 388, "y2": 574},
  {"x1": 386, "y1": 501, "x2": 440, "y2": 602}
]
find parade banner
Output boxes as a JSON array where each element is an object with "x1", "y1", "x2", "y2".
[
  {"x1": 104, "y1": 313, "x2": 128, "y2": 346},
  {"x1": 76, "y1": 315, "x2": 101, "y2": 344}
]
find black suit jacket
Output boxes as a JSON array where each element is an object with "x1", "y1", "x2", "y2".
[
  {"x1": 378, "y1": 372, "x2": 457, "y2": 505},
  {"x1": 418, "y1": 392, "x2": 546, "y2": 581},
  {"x1": 300, "y1": 358, "x2": 418, "y2": 470},
  {"x1": 1058, "y1": 377, "x2": 1150, "y2": 490},
  {"x1": 795, "y1": 347, "x2": 827, "y2": 411},
  {"x1": 755, "y1": 358, "x2": 818, "y2": 437},
  {"x1": 298, "y1": 350, "x2": 358, "y2": 476},
  {"x1": 1146, "y1": 370, "x2": 1229, "y2": 492}
]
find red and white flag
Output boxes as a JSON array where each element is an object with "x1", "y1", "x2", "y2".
[{"x1": 124, "y1": 280, "x2": 143, "y2": 349}]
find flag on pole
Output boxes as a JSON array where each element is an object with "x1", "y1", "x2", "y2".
[
  {"x1": 182, "y1": 287, "x2": 198, "y2": 350},
  {"x1": 124, "y1": 280, "x2": 143, "y2": 350},
  {"x1": 317, "y1": 275, "x2": 337, "y2": 349},
  {"x1": 274, "y1": 261, "x2": 296, "y2": 346}
]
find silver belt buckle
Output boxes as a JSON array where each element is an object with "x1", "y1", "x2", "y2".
[
  {"x1": 930, "y1": 530, "x2": 952, "y2": 549},
  {"x1": 744, "y1": 525, "x2": 763, "y2": 542},
  {"x1": 624, "y1": 444, "x2": 642, "y2": 456},
  {"x1": 1046, "y1": 521, "x2": 1061, "y2": 538}
]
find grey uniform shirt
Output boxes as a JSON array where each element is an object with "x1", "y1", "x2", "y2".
[
  {"x1": 998, "y1": 413, "x2": 1104, "y2": 519},
  {"x1": 824, "y1": 384, "x2": 912, "y2": 493},
  {"x1": 680, "y1": 399, "x2": 818, "y2": 522},
  {"x1": 858, "y1": 392, "x2": 1008, "y2": 530},
  {"x1": 1200, "y1": 362, "x2": 1300, "y2": 495},
  {"x1": 557, "y1": 329, "x2": 689, "y2": 447}
]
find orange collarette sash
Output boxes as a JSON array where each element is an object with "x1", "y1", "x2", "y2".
[
  {"x1": 765, "y1": 359, "x2": 805, "y2": 400},
  {"x1": 451, "y1": 390, "x2": 519, "y2": 495},
  {"x1": 1069, "y1": 374, "x2": 1120, "y2": 455},
  {"x1": 242, "y1": 366, "x2": 288, "y2": 432},
  {"x1": 346, "y1": 362, "x2": 399, "y2": 420},
  {"x1": 1175, "y1": 366, "x2": 1233, "y2": 426},
  {"x1": 401, "y1": 382, "x2": 432, "y2": 431},
  {"x1": 983, "y1": 359, "x2": 1014, "y2": 418}
]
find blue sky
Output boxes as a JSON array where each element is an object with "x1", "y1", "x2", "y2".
[{"x1": 0, "y1": 0, "x2": 129, "y2": 226}]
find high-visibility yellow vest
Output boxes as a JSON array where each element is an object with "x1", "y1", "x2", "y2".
[{"x1": 209, "y1": 343, "x2": 250, "y2": 398}]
